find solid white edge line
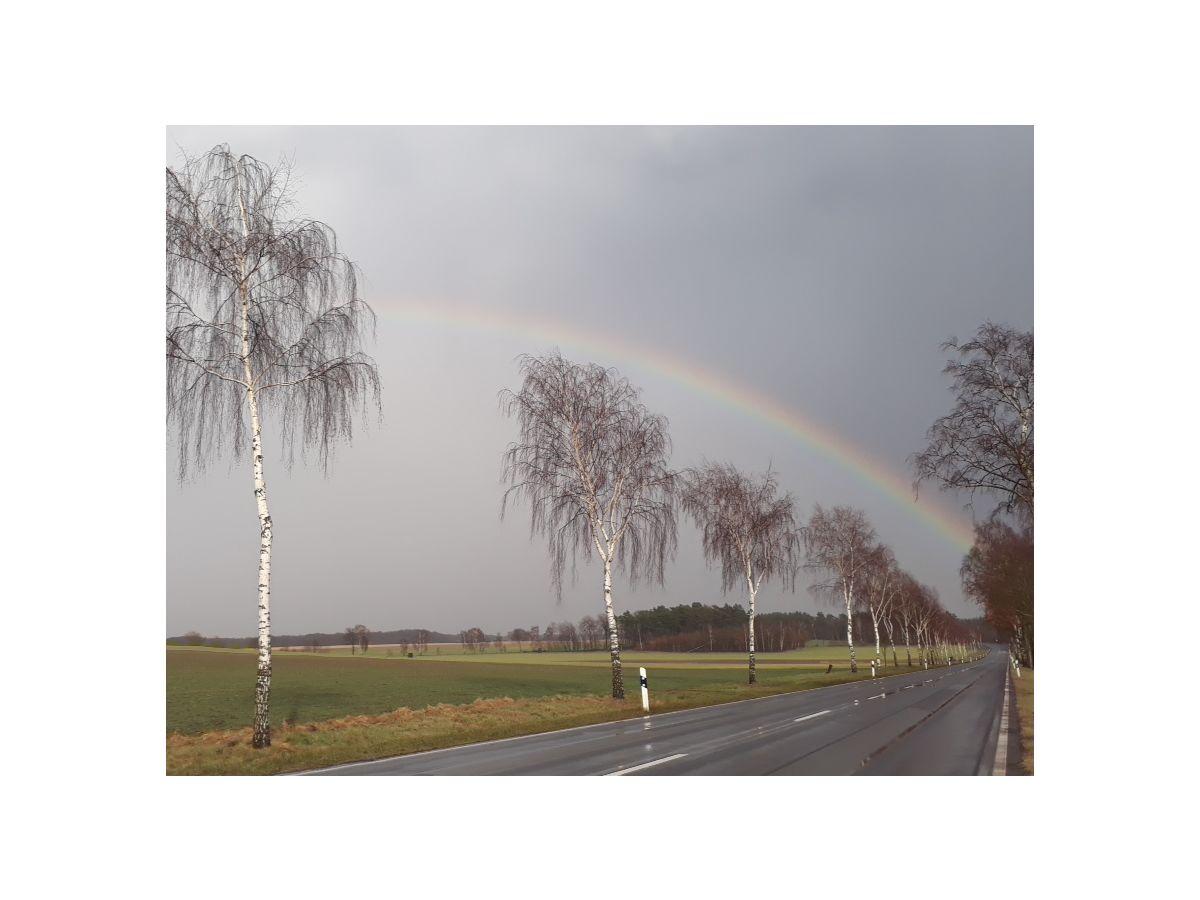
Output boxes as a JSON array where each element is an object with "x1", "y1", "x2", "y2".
[
  {"x1": 794, "y1": 709, "x2": 832, "y2": 722},
  {"x1": 606, "y1": 753, "x2": 688, "y2": 776},
  {"x1": 992, "y1": 669, "x2": 1011, "y2": 776}
]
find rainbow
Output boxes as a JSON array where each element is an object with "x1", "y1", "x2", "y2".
[{"x1": 377, "y1": 301, "x2": 976, "y2": 552}]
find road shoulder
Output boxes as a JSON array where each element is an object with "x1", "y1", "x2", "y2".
[{"x1": 1012, "y1": 667, "x2": 1034, "y2": 774}]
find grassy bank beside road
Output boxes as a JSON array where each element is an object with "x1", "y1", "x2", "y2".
[
  {"x1": 1012, "y1": 667, "x2": 1034, "y2": 774},
  {"x1": 166, "y1": 646, "x2": 935, "y2": 774}
]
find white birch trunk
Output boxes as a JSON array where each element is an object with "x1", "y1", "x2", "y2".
[
  {"x1": 844, "y1": 582, "x2": 857, "y2": 673},
  {"x1": 234, "y1": 161, "x2": 275, "y2": 751},
  {"x1": 871, "y1": 607, "x2": 882, "y2": 667},
  {"x1": 746, "y1": 568, "x2": 758, "y2": 685},
  {"x1": 882, "y1": 618, "x2": 897, "y2": 668},
  {"x1": 603, "y1": 556, "x2": 624, "y2": 699},
  {"x1": 248, "y1": 384, "x2": 273, "y2": 748}
]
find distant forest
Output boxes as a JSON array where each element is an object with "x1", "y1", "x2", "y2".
[
  {"x1": 168, "y1": 603, "x2": 997, "y2": 652},
  {"x1": 609, "y1": 604, "x2": 997, "y2": 653}
]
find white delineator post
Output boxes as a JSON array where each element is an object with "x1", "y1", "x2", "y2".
[{"x1": 640, "y1": 667, "x2": 649, "y2": 712}]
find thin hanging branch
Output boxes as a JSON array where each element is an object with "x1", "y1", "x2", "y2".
[{"x1": 166, "y1": 145, "x2": 380, "y2": 480}]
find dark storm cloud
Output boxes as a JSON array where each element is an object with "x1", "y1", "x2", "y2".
[{"x1": 166, "y1": 126, "x2": 1031, "y2": 637}]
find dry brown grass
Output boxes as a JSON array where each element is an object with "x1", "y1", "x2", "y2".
[
  {"x1": 167, "y1": 695, "x2": 643, "y2": 775},
  {"x1": 1012, "y1": 667, "x2": 1034, "y2": 775}
]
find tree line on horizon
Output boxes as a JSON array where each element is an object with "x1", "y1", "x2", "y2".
[
  {"x1": 168, "y1": 607, "x2": 998, "y2": 655},
  {"x1": 167, "y1": 145, "x2": 1032, "y2": 748},
  {"x1": 166, "y1": 627, "x2": 448, "y2": 651}
]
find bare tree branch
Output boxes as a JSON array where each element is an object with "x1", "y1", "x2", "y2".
[
  {"x1": 911, "y1": 322, "x2": 1033, "y2": 522},
  {"x1": 166, "y1": 145, "x2": 381, "y2": 481}
]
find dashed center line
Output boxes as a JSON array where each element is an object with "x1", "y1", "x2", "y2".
[{"x1": 794, "y1": 709, "x2": 832, "y2": 723}]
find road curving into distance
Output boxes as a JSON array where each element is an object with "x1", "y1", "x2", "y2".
[{"x1": 296, "y1": 646, "x2": 1018, "y2": 776}]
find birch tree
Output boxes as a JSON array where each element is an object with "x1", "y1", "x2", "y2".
[
  {"x1": 861, "y1": 545, "x2": 902, "y2": 669},
  {"x1": 167, "y1": 145, "x2": 380, "y2": 749},
  {"x1": 501, "y1": 352, "x2": 677, "y2": 699},
  {"x1": 681, "y1": 463, "x2": 799, "y2": 684},
  {"x1": 912, "y1": 585, "x2": 941, "y2": 668},
  {"x1": 880, "y1": 603, "x2": 898, "y2": 668},
  {"x1": 894, "y1": 572, "x2": 922, "y2": 667},
  {"x1": 802, "y1": 505, "x2": 877, "y2": 673}
]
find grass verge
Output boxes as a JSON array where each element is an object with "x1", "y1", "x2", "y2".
[{"x1": 1012, "y1": 667, "x2": 1033, "y2": 774}]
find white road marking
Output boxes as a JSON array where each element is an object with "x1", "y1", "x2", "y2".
[
  {"x1": 868, "y1": 693, "x2": 886, "y2": 700},
  {"x1": 992, "y1": 670, "x2": 1012, "y2": 776},
  {"x1": 606, "y1": 753, "x2": 688, "y2": 776},
  {"x1": 795, "y1": 710, "x2": 832, "y2": 723}
]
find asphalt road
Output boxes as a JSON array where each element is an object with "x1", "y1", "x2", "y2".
[{"x1": 299, "y1": 648, "x2": 1016, "y2": 776}]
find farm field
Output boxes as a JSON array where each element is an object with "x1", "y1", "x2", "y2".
[
  {"x1": 167, "y1": 645, "x2": 930, "y2": 735},
  {"x1": 166, "y1": 644, "x2": 953, "y2": 774}
]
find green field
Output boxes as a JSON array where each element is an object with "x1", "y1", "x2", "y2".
[
  {"x1": 167, "y1": 644, "x2": 929, "y2": 735},
  {"x1": 167, "y1": 643, "x2": 964, "y2": 774}
]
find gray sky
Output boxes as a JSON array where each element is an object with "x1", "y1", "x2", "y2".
[{"x1": 166, "y1": 126, "x2": 1032, "y2": 637}]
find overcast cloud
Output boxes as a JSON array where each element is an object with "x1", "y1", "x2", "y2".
[{"x1": 165, "y1": 126, "x2": 1032, "y2": 638}]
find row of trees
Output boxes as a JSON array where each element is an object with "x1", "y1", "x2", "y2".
[
  {"x1": 912, "y1": 323, "x2": 1034, "y2": 667},
  {"x1": 506, "y1": 610, "x2": 839, "y2": 654},
  {"x1": 501, "y1": 317, "x2": 1034, "y2": 698},
  {"x1": 168, "y1": 631, "x2": 257, "y2": 649},
  {"x1": 499, "y1": 604, "x2": 968, "y2": 655},
  {"x1": 803, "y1": 506, "x2": 981, "y2": 673},
  {"x1": 501, "y1": 350, "x2": 987, "y2": 697},
  {"x1": 458, "y1": 627, "x2": 492, "y2": 651},
  {"x1": 509, "y1": 619, "x2": 608, "y2": 652}
]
